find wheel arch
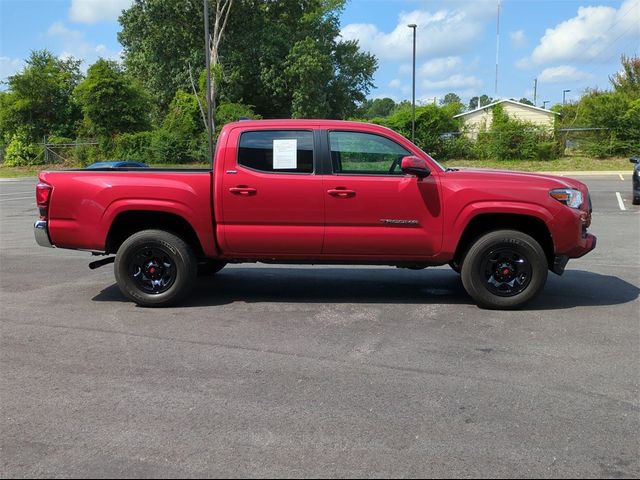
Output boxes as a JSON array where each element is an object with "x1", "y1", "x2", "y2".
[
  {"x1": 105, "y1": 211, "x2": 204, "y2": 258},
  {"x1": 453, "y1": 213, "x2": 555, "y2": 269}
]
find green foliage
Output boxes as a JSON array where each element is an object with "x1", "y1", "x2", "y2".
[
  {"x1": 151, "y1": 129, "x2": 198, "y2": 164},
  {"x1": 215, "y1": 102, "x2": 260, "y2": 131},
  {"x1": 163, "y1": 90, "x2": 204, "y2": 137},
  {"x1": 4, "y1": 132, "x2": 43, "y2": 166},
  {"x1": 374, "y1": 103, "x2": 462, "y2": 159},
  {"x1": 355, "y1": 98, "x2": 396, "y2": 119},
  {"x1": 1, "y1": 50, "x2": 82, "y2": 142},
  {"x1": 441, "y1": 93, "x2": 461, "y2": 106},
  {"x1": 572, "y1": 89, "x2": 639, "y2": 157},
  {"x1": 609, "y1": 55, "x2": 640, "y2": 98},
  {"x1": 118, "y1": 0, "x2": 377, "y2": 120},
  {"x1": 517, "y1": 97, "x2": 534, "y2": 106},
  {"x1": 74, "y1": 59, "x2": 151, "y2": 138},
  {"x1": 469, "y1": 94, "x2": 494, "y2": 110},
  {"x1": 112, "y1": 131, "x2": 155, "y2": 162}
]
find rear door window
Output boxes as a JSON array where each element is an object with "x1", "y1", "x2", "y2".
[{"x1": 238, "y1": 130, "x2": 314, "y2": 174}]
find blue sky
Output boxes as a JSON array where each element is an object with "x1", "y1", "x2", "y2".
[{"x1": 1, "y1": 0, "x2": 639, "y2": 109}]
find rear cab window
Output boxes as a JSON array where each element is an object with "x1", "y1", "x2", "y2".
[{"x1": 238, "y1": 130, "x2": 314, "y2": 174}]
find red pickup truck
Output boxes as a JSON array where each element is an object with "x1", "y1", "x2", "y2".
[{"x1": 34, "y1": 120, "x2": 596, "y2": 309}]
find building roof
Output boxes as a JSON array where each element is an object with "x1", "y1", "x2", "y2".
[{"x1": 453, "y1": 99, "x2": 560, "y2": 118}]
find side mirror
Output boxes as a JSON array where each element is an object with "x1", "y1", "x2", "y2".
[
  {"x1": 401, "y1": 156, "x2": 431, "y2": 178},
  {"x1": 630, "y1": 156, "x2": 639, "y2": 164}
]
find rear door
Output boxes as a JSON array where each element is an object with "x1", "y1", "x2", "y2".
[
  {"x1": 219, "y1": 129, "x2": 325, "y2": 255},
  {"x1": 322, "y1": 130, "x2": 442, "y2": 257}
]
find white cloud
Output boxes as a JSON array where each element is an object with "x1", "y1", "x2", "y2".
[
  {"x1": 538, "y1": 65, "x2": 593, "y2": 83},
  {"x1": 419, "y1": 56, "x2": 462, "y2": 78},
  {"x1": 421, "y1": 74, "x2": 483, "y2": 91},
  {"x1": 340, "y1": 3, "x2": 495, "y2": 62},
  {"x1": 0, "y1": 57, "x2": 24, "y2": 85},
  {"x1": 69, "y1": 0, "x2": 133, "y2": 24},
  {"x1": 46, "y1": 22, "x2": 122, "y2": 68},
  {"x1": 515, "y1": 57, "x2": 532, "y2": 70},
  {"x1": 530, "y1": 0, "x2": 640, "y2": 65},
  {"x1": 510, "y1": 30, "x2": 526, "y2": 48},
  {"x1": 388, "y1": 79, "x2": 403, "y2": 89}
]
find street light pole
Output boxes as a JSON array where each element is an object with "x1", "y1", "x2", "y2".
[
  {"x1": 542, "y1": 100, "x2": 549, "y2": 109},
  {"x1": 563, "y1": 89, "x2": 571, "y2": 105},
  {"x1": 408, "y1": 23, "x2": 417, "y2": 144}
]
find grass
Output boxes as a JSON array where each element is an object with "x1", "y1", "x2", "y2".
[
  {"x1": 0, "y1": 156, "x2": 632, "y2": 178},
  {"x1": 439, "y1": 155, "x2": 632, "y2": 172}
]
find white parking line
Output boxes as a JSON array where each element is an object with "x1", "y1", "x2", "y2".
[
  {"x1": 0, "y1": 196, "x2": 34, "y2": 202},
  {"x1": 616, "y1": 192, "x2": 626, "y2": 211},
  {"x1": 619, "y1": 174, "x2": 625, "y2": 181},
  {"x1": 0, "y1": 191, "x2": 33, "y2": 196}
]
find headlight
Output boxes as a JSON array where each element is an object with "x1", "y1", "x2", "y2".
[{"x1": 550, "y1": 188, "x2": 583, "y2": 208}]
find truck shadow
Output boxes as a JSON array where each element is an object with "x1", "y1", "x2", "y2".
[{"x1": 93, "y1": 267, "x2": 639, "y2": 310}]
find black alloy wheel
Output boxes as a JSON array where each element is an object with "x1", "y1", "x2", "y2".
[
  {"x1": 130, "y1": 246, "x2": 176, "y2": 294},
  {"x1": 480, "y1": 247, "x2": 532, "y2": 297}
]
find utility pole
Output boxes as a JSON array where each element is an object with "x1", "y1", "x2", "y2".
[
  {"x1": 494, "y1": 0, "x2": 501, "y2": 96},
  {"x1": 408, "y1": 24, "x2": 417, "y2": 144},
  {"x1": 204, "y1": 0, "x2": 214, "y2": 169},
  {"x1": 533, "y1": 78, "x2": 537, "y2": 106}
]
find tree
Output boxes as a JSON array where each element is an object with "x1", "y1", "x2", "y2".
[
  {"x1": 518, "y1": 97, "x2": 534, "y2": 106},
  {"x1": 469, "y1": 94, "x2": 494, "y2": 110},
  {"x1": 610, "y1": 54, "x2": 640, "y2": 98},
  {"x1": 355, "y1": 97, "x2": 396, "y2": 119},
  {"x1": 1, "y1": 50, "x2": 82, "y2": 141},
  {"x1": 118, "y1": 0, "x2": 377, "y2": 119},
  {"x1": 205, "y1": 0, "x2": 233, "y2": 136},
  {"x1": 74, "y1": 59, "x2": 151, "y2": 138},
  {"x1": 441, "y1": 92, "x2": 461, "y2": 105}
]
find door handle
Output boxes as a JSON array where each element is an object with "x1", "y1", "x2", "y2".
[
  {"x1": 327, "y1": 188, "x2": 356, "y2": 198},
  {"x1": 229, "y1": 186, "x2": 257, "y2": 196}
]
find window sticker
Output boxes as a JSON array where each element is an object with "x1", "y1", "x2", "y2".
[{"x1": 273, "y1": 139, "x2": 297, "y2": 169}]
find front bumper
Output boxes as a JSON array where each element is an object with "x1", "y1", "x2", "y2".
[
  {"x1": 34, "y1": 220, "x2": 54, "y2": 248},
  {"x1": 552, "y1": 234, "x2": 597, "y2": 275}
]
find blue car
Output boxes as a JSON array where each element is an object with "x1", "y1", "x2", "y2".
[{"x1": 86, "y1": 161, "x2": 149, "y2": 169}]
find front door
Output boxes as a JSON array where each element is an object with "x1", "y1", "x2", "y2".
[
  {"x1": 219, "y1": 129, "x2": 324, "y2": 255},
  {"x1": 322, "y1": 130, "x2": 442, "y2": 258}
]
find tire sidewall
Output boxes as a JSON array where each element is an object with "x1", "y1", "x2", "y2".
[
  {"x1": 114, "y1": 230, "x2": 197, "y2": 307},
  {"x1": 461, "y1": 230, "x2": 548, "y2": 310}
]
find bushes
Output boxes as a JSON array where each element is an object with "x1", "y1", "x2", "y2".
[
  {"x1": 4, "y1": 132, "x2": 43, "y2": 166},
  {"x1": 112, "y1": 132, "x2": 154, "y2": 162}
]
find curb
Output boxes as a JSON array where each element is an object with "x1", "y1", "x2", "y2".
[
  {"x1": 0, "y1": 177, "x2": 37, "y2": 182},
  {"x1": 538, "y1": 171, "x2": 630, "y2": 176}
]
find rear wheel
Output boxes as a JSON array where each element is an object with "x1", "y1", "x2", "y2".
[
  {"x1": 114, "y1": 229, "x2": 197, "y2": 307},
  {"x1": 461, "y1": 230, "x2": 548, "y2": 310}
]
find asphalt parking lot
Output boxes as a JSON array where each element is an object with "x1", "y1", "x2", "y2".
[{"x1": 1, "y1": 174, "x2": 638, "y2": 478}]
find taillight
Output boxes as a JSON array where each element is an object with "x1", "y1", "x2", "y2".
[{"x1": 36, "y1": 182, "x2": 52, "y2": 218}]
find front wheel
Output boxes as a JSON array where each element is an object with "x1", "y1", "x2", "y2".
[
  {"x1": 461, "y1": 230, "x2": 548, "y2": 310},
  {"x1": 114, "y1": 229, "x2": 197, "y2": 307}
]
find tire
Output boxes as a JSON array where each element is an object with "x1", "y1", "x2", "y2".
[
  {"x1": 114, "y1": 229, "x2": 197, "y2": 307},
  {"x1": 461, "y1": 230, "x2": 548, "y2": 310},
  {"x1": 197, "y1": 259, "x2": 227, "y2": 276}
]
